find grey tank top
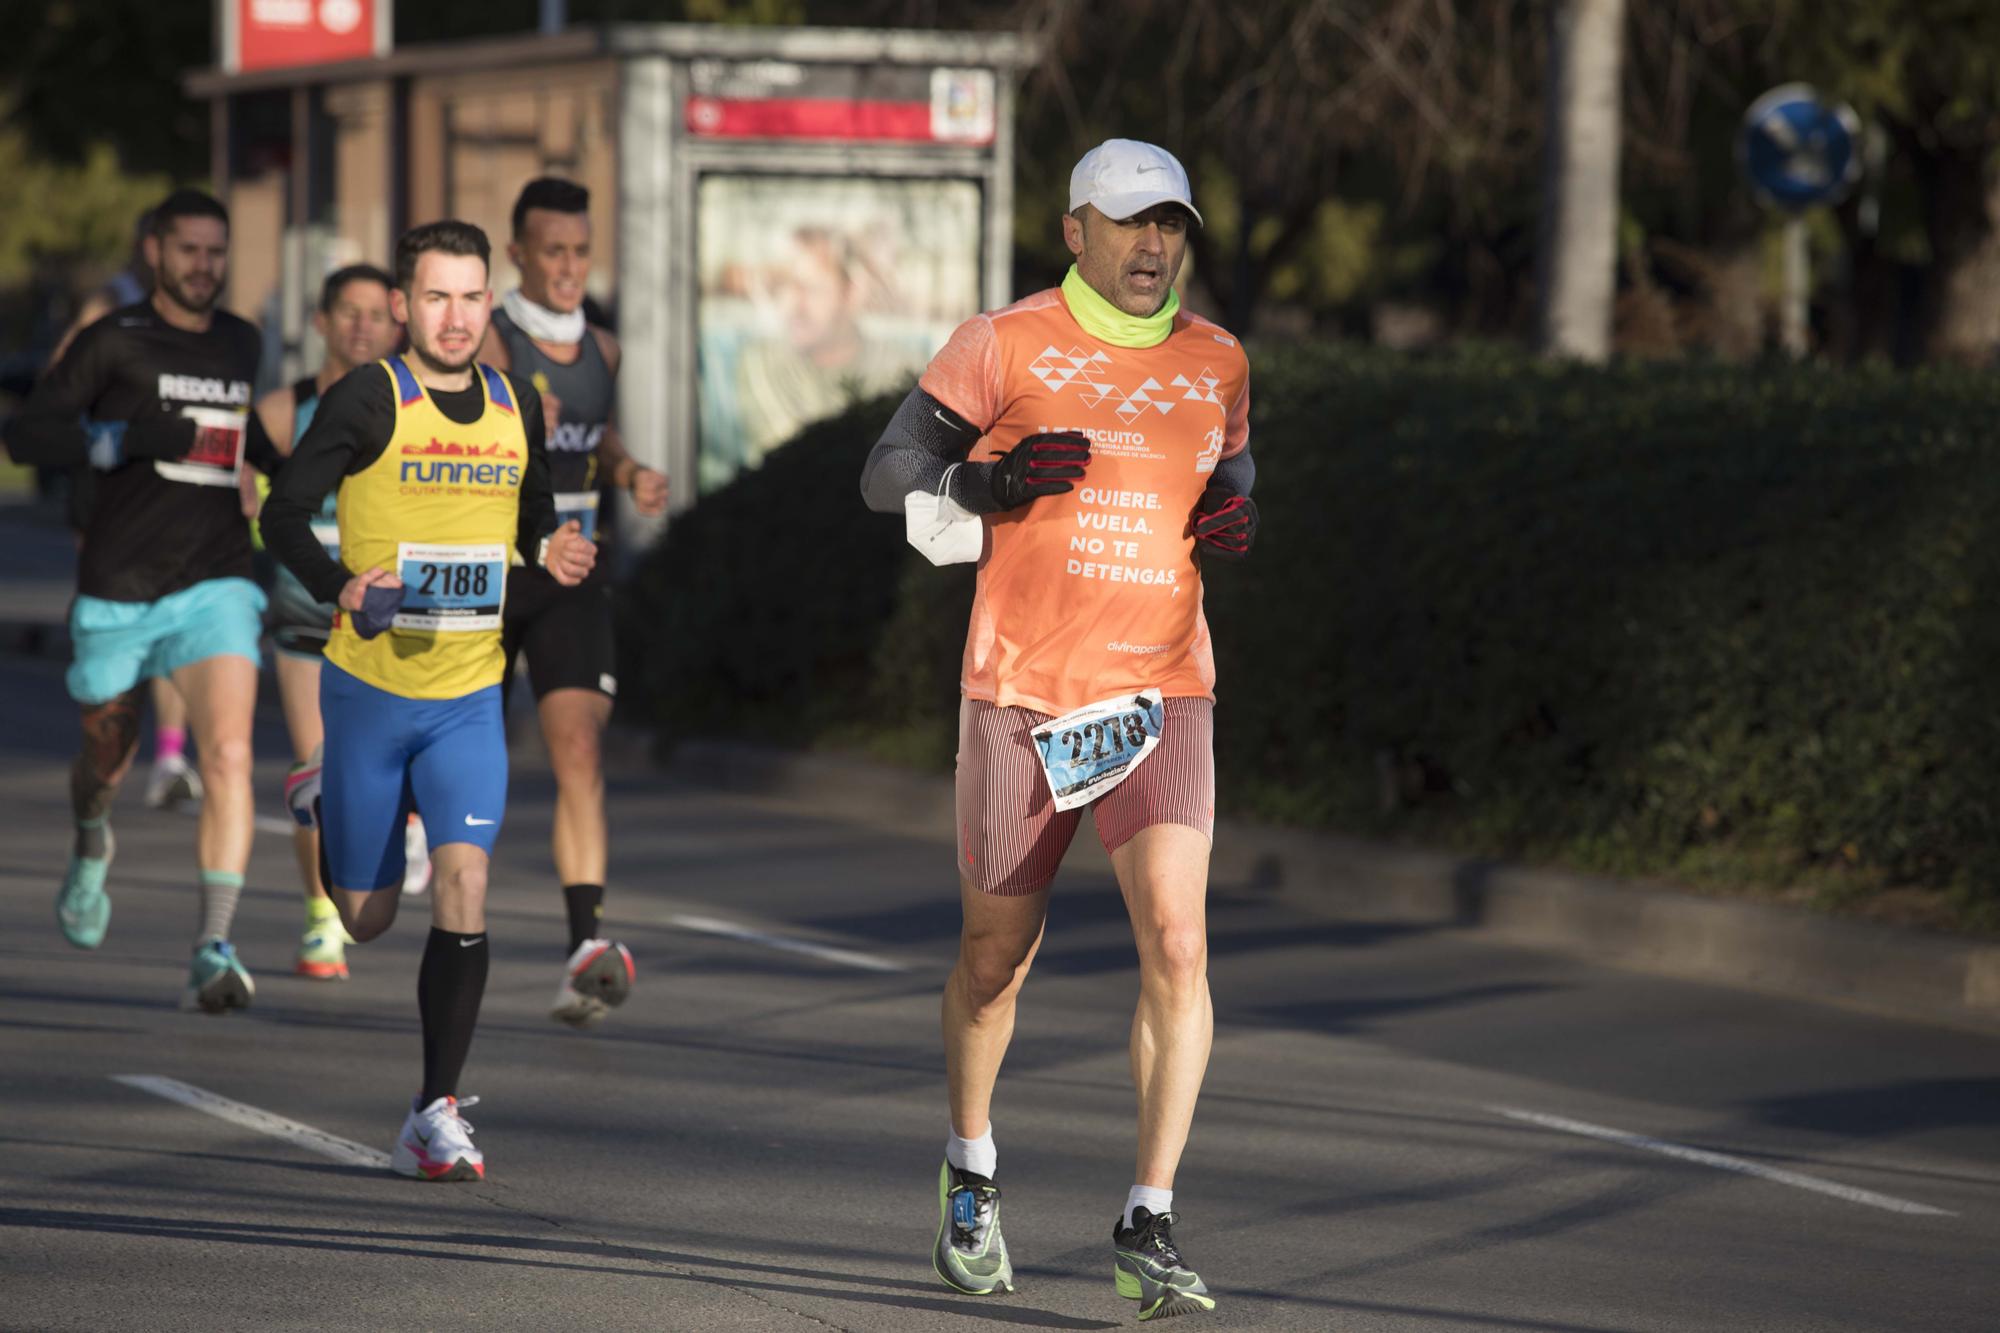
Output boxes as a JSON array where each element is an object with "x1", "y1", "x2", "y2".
[{"x1": 490, "y1": 306, "x2": 615, "y2": 500}]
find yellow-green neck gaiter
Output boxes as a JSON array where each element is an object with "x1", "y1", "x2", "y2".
[{"x1": 1061, "y1": 265, "x2": 1179, "y2": 349}]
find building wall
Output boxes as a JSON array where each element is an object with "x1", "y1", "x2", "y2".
[
  {"x1": 225, "y1": 172, "x2": 285, "y2": 335},
  {"x1": 220, "y1": 60, "x2": 623, "y2": 382},
  {"x1": 408, "y1": 59, "x2": 621, "y2": 307},
  {"x1": 328, "y1": 80, "x2": 393, "y2": 269}
]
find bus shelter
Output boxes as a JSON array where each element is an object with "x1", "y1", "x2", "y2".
[{"x1": 186, "y1": 22, "x2": 1036, "y2": 533}]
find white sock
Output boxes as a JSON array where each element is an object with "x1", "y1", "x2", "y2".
[
  {"x1": 945, "y1": 1125, "x2": 997, "y2": 1179},
  {"x1": 1123, "y1": 1184, "x2": 1173, "y2": 1231}
]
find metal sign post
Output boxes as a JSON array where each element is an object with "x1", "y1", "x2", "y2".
[
  {"x1": 1780, "y1": 215, "x2": 1809, "y2": 358},
  {"x1": 1738, "y1": 84, "x2": 1861, "y2": 359}
]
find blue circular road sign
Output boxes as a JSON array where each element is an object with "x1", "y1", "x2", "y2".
[{"x1": 1739, "y1": 84, "x2": 1862, "y2": 211}]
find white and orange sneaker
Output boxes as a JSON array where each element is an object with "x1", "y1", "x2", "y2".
[
  {"x1": 550, "y1": 939, "x2": 635, "y2": 1028},
  {"x1": 391, "y1": 1095, "x2": 484, "y2": 1182},
  {"x1": 401, "y1": 814, "x2": 432, "y2": 895}
]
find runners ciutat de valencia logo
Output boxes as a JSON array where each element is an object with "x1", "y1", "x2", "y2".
[{"x1": 399, "y1": 437, "x2": 522, "y2": 489}]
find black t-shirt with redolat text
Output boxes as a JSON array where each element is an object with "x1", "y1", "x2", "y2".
[{"x1": 9, "y1": 303, "x2": 265, "y2": 602}]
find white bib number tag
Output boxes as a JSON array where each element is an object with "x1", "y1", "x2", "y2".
[
  {"x1": 394, "y1": 542, "x2": 506, "y2": 632},
  {"x1": 554, "y1": 490, "x2": 600, "y2": 542},
  {"x1": 155, "y1": 406, "x2": 245, "y2": 488},
  {"x1": 1031, "y1": 689, "x2": 1165, "y2": 812}
]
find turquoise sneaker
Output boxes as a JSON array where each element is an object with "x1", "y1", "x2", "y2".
[
  {"x1": 182, "y1": 939, "x2": 256, "y2": 1014},
  {"x1": 56, "y1": 828, "x2": 114, "y2": 949}
]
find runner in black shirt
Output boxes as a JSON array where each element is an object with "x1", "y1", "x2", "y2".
[{"x1": 3, "y1": 189, "x2": 278, "y2": 1014}]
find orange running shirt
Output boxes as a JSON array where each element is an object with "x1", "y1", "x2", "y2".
[{"x1": 918, "y1": 286, "x2": 1251, "y2": 715}]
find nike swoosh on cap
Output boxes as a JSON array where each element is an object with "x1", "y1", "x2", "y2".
[{"x1": 464, "y1": 815, "x2": 495, "y2": 826}]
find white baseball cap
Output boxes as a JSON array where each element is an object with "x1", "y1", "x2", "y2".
[{"x1": 1068, "y1": 139, "x2": 1202, "y2": 226}]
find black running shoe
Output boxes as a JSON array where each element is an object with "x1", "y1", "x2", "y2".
[{"x1": 1113, "y1": 1207, "x2": 1215, "y2": 1320}]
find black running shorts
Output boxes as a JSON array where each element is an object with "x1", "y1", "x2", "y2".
[{"x1": 501, "y1": 568, "x2": 617, "y2": 703}]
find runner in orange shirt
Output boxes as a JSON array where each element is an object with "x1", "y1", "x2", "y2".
[{"x1": 862, "y1": 139, "x2": 1257, "y2": 1321}]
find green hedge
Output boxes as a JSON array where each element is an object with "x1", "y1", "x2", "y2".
[{"x1": 621, "y1": 347, "x2": 2000, "y2": 926}]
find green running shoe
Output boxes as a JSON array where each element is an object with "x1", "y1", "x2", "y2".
[
  {"x1": 56, "y1": 828, "x2": 115, "y2": 949},
  {"x1": 933, "y1": 1162, "x2": 1014, "y2": 1296},
  {"x1": 1113, "y1": 1207, "x2": 1215, "y2": 1321},
  {"x1": 296, "y1": 901, "x2": 351, "y2": 980},
  {"x1": 182, "y1": 939, "x2": 256, "y2": 1014}
]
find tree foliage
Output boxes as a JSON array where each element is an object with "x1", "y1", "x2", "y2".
[
  {"x1": 10, "y1": 1, "x2": 2000, "y2": 357},
  {"x1": 0, "y1": 128, "x2": 169, "y2": 289},
  {"x1": 0, "y1": 0, "x2": 211, "y2": 180},
  {"x1": 624, "y1": 350, "x2": 2000, "y2": 931}
]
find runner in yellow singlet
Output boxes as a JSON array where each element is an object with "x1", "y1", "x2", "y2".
[{"x1": 262, "y1": 220, "x2": 596, "y2": 1181}]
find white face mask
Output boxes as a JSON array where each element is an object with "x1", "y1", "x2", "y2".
[
  {"x1": 904, "y1": 464, "x2": 984, "y2": 566},
  {"x1": 502, "y1": 287, "x2": 586, "y2": 345}
]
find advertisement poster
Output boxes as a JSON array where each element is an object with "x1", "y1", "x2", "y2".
[{"x1": 694, "y1": 174, "x2": 984, "y2": 492}]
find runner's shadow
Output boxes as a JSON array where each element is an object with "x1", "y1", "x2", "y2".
[
  {"x1": 1038, "y1": 917, "x2": 1446, "y2": 981},
  {"x1": 1746, "y1": 1077, "x2": 2000, "y2": 1137},
  {"x1": 0, "y1": 1209, "x2": 1118, "y2": 1329},
  {"x1": 0, "y1": 986, "x2": 188, "y2": 1013},
  {"x1": 0, "y1": 1136, "x2": 380, "y2": 1179},
  {"x1": 1242, "y1": 981, "x2": 1562, "y2": 1035},
  {"x1": 0, "y1": 1018, "x2": 146, "y2": 1034},
  {"x1": 798, "y1": 879, "x2": 1139, "y2": 952},
  {"x1": 429, "y1": 1230, "x2": 961, "y2": 1296}
]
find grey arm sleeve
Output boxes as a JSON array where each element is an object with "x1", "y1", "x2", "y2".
[
  {"x1": 859, "y1": 387, "x2": 1006, "y2": 516},
  {"x1": 1207, "y1": 447, "x2": 1255, "y2": 500}
]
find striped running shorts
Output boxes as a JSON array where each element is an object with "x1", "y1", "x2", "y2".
[{"x1": 954, "y1": 695, "x2": 1215, "y2": 896}]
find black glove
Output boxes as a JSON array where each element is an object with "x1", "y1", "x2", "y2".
[
  {"x1": 1192, "y1": 491, "x2": 1257, "y2": 560},
  {"x1": 350, "y1": 583, "x2": 406, "y2": 640},
  {"x1": 123, "y1": 405, "x2": 199, "y2": 461},
  {"x1": 987, "y1": 432, "x2": 1091, "y2": 510}
]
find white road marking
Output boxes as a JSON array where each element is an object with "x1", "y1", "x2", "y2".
[
  {"x1": 1491, "y1": 1106, "x2": 1953, "y2": 1217},
  {"x1": 668, "y1": 913, "x2": 906, "y2": 973},
  {"x1": 112, "y1": 1075, "x2": 391, "y2": 1169}
]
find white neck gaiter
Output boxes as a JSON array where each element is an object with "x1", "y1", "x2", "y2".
[{"x1": 502, "y1": 287, "x2": 586, "y2": 345}]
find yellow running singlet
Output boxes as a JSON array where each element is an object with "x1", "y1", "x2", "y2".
[{"x1": 325, "y1": 356, "x2": 529, "y2": 700}]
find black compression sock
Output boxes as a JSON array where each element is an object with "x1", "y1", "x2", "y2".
[
  {"x1": 562, "y1": 883, "x2": 605, "y2": 955},
  {"x1": 417, "y1": 927, "x2": 489, "y2": 1106}
]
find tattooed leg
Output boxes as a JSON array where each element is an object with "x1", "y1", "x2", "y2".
[{"x1": 72, "y1": 689, "x2": 143, "y2": 857}]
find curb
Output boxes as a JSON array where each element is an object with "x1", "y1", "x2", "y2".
[{"x1": 667, "y1": 739, "x2": 2000, "y2": 1035}]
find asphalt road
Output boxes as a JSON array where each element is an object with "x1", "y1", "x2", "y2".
[{"x1": 3, "y1": 648, "x2": 1998, "y2": 1332}]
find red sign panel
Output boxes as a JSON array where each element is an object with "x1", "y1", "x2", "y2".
[
  {"x1": 683, "y1": 64, "x2": 997, "y2": 145},
  {"x1": 232, "y1": 0, "x2": 384, "y2": 73},
  {"x1": 685, "y1": 98, "x2": 936, "y2": 143}
]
